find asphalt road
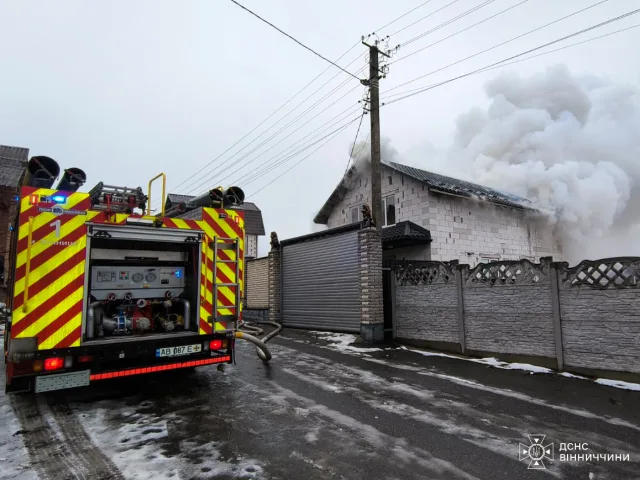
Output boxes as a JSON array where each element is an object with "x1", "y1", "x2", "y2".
[{"x1": 2, "y1": 329, "x2": 639, "y2": 480}]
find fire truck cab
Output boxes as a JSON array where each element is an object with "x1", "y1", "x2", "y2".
[{"x1": 4, "y1": 156, "x2": 245, "y2": 393}]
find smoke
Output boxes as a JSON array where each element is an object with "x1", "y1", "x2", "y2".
[{"x1": 395, "y1": 64, "x2": 640, "y2": 264}]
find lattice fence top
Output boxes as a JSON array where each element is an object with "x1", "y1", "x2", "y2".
[
  {"x1": 395, "y1": 262, "x2": 455, "y2": 285},
  {"x1": 562, "y1": 258, "x2": 640, "y2": 289},
  {"x1": 466, "y1": 259, "x2": 547, "y2": 286}
]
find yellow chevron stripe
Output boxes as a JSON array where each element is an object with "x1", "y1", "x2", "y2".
[
  {"x1": 13, "y1": 260, "x2": 85, "y2": 326},
  {"x1": 39, "y1": 312, "x2": 82, "y2": 350},
  {"x1": 13, "y1": 231, "x2": 89, "y2": 296},
  {"x1": 16, "y1": 213, "x2": 91, "y2": 270},
  {"x1": 17, "y1": 286, "x2": 84, "y2": 338},
  {"x1": 18, "y1": 192, "x2": 88, "y2": 240},
  {"x1": 171, "y1": 218, "x2": 190, "y2": 229}
]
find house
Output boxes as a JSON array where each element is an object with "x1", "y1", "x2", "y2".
[
  {"x1": 164, "y1": 194, "x2": 266, "y2": 259},
  {"x1": 313, "y1": 159, "x2": 562, "y2": 266},
  {"x1": 0, "y1": 145, "x2": 29, "y2": 289}
]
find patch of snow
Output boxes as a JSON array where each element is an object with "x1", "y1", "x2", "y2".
[
  {"x1": 0, "y1": 347, "x2": 37, "y2": 480},
  {"x1": 560, "y1": 372, "x2": 589, "y2": 380},
  {"x1": 595, "y1": 379, "x2": 640, "y2": 392},
  {"x1": 306, "y1": 332, "x2": 384, "y2": 353}
]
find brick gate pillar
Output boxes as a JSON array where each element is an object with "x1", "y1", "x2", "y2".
[
  {"x1": 359, "y1": 225, "x2": 384, "y2": 343},
  {"x1": 268, "y1": 232, "x2": 281, "y2": 324}
]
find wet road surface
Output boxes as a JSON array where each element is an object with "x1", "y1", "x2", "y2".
[{"x1": 2, "y1": 329, "x2": 639, "y2": 480}]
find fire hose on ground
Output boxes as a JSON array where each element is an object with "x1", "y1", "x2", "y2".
[{"x1": 235, "y1": 320, "x2": 282, "y2": 362}]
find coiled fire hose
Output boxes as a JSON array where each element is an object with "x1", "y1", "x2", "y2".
[{"x1": 235, "y1": 320, "x2": 282, "y2": 362}]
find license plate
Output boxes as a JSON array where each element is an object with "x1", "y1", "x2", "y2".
[{"x1": 156, "y1": 344, "x2": 202, "y2": 358}]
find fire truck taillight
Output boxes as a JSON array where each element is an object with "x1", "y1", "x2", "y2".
[
  {"x1": 209, "y1": 339, "x2": 223, "y2": 351},
  {"x1": 78, "y1": 355, "x2": 93, "y2": 363},
  {"x1": 29, "y1": 194, "x2": 39, "y2": 205},
  {"x1": 33, "y1": 360, "x2": 44, "y2": 372},
  {"x1": 44, "y1": 357, "x2": 64, "y2": 371}
]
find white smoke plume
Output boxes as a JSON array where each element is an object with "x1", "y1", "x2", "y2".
[{"x1": 386, "y1": 64, "x2": 640, "y2": 264}]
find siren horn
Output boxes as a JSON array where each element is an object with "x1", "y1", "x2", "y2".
[
  {"x1": 56, "y1": 167, "x2": 87, "y2": 192},
  {"x1": 22, "y1": 156, "x2": 60, "y2": 189},
  {"x1": 224, "y1": 186, "x2": 245, "y2": 206}
]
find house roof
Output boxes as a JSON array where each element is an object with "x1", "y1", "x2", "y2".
[
  {"x1": 313, "y1": 159, "x2": 532, "y2": 224},
  {"x1": 164, "y1": 193, "x2": 265, "y2": 236},
  {"x1": 0, "y1": 145, "x2": 29, "y2": 187},
  {"x1": 382, "y1": 220, "x2": 432, "y2": 245}
]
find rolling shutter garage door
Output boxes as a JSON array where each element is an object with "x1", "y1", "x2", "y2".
[{"x1": 282, "y1": 229, "x2": 360, "y2": 332}]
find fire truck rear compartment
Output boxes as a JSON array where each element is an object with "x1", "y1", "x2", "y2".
[{"x1": 84, "y1": 234, "x2": 202, "y2": 343}]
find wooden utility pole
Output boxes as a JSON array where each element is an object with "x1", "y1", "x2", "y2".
[{"x1": 362, "y1": 40, "x2": 389, "y2": 232}]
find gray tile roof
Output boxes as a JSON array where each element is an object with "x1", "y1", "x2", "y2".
[
  {"x1": 314, "y1": 159, "x2": 532, "y2": 224},
  {"x1": 165, "y1": 193, "x2": 265, "y2": 236},
  {"x1": 382, "y1": 220, "x2": 432, "y2": 244},
  {"x1": 383, "y1": 160, "x2": 532, "y2": 210},
  {"x1": 0, "y1": 145, "x2": 29, "y2": 187}
]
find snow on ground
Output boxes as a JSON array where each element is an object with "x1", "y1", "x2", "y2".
[
  {"x1": 0, "y1": 400, "x2": 37, "y2": 480},
  {"x1": 72, "y1": 397, "x2": 264, "y2": 480},
  {"x1": 595, "y1": 379, "x2": 640, "y2": 392},
  {"x1": 305, "y1": 332, "x2": 384, "y2": 354},
  {"x1": 293, "y1": 332, "x2": 640, "y2": 393}
]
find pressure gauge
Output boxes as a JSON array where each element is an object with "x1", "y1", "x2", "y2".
[
  {"x1": 146, "y1": 272, "x2": 157, "y2": 282},
  {"x1": 132, "y1": 273, "x2": 144, "y2": 283}
]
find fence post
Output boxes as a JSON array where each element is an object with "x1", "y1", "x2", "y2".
[
  {"x1": 268, "y1": 232, "x2": 282, "y2": 324},
  {"x1": 548, "y1": 258, "x2": 564, "y2": 371},
  {"x1": 454, "y1": 262, "x2": 467, "y2": 354}
]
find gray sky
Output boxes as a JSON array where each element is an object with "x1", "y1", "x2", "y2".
[{"x1": 1, "y1": 0, "x2": 638, "y2": 256}]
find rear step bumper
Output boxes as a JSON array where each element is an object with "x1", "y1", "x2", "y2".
[{"x1": 6, "y1": 333, "x2": 234, "y2": 393}]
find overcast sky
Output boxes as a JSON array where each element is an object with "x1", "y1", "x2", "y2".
[{"x1": 1, "y1": 0, "x2": 638, "y2": 256}]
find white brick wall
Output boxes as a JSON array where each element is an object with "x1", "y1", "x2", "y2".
[
  {"x1": 246, "y1": 234, "x2": 258, "y2": 259},
  {"x1": 245, "y1": 256, "x2": 269, "y2": 309},
  {"x1": 324, "y1": 165, "x2": 563, "y2": 266}
]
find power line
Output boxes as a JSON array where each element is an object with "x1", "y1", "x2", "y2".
[
  {"x1": 344, "y1": 112, "x2": 367, "y2": 176},
  {"x1": 228, "y1": 0, "x2": 361, "y2": 81},
  {"x1": 227, "y1": 103, "x2": 364, "y2": 187},
  {"x1": 399, "y1": 0, "x2": 497, "y2": 48},
  {"x1": 389, "y1": 0, "x2": 462, "y2": 38},
  {"x1": 247, "y1": 117, "x2": 360, "y2": 198},
  {"x1": 383, "y1": 0, "x2": 611, "y2": 94},
  {"x1": 373, "y1": 0, "x2": 436, "y2": 34},
  {"x1": 162, "y1": 1, "x2": 454, "y2": 204},
  {"x1": 184, "y1": 75, "x2": 365, "y2": 196},
  {"x1": 242, "y1": 115, "x2": 362, "y2": 186},
  {"x1": 382, "y1": 16, "x2": 640, "y2": 106},
  {"x1": 391, "y1": 0, "x2": 529, "y2": 65}
]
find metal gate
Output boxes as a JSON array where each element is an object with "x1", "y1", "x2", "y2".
[{"x1": 281, "y1": 225, "x2": 360, "y2": 332}]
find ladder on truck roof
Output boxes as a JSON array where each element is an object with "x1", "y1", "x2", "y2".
[{"x1": 210, "y1": 236, "x2": 241, "y2": 331}]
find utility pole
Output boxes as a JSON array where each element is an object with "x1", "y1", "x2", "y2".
[{"x1": 362, "y1": 40, "x2": 390, "y2": 232}]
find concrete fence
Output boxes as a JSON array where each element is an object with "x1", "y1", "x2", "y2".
[{"x1": 393, "y1": 257, "x2": 640, "y2": 378}]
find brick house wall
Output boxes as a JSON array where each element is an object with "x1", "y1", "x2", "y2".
[{"x1": 325, "y1": 165, "x2": 562, "y2": 266}]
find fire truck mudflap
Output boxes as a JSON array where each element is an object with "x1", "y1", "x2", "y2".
[{"x1": 5, "y1": 156, "x2": 245, "y2": 393}]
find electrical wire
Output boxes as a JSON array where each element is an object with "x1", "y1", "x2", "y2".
[
  {"x1": 184, "y1": 74, "x2": 366, "y2": 195},
  {"x1": 247, "y1": 117, "x2": 360, "y2": 198},
  {"x1": 228, "y1": 0, "x2": 362, "y2": 81},
  {"x1": 388, "y1": 0, "x2": 462, "y2": 38},
  {"x1": 241, "y1": 115, "x2": 362, "y2": 187},
  {"x1": 234, "y1": 107, "x2": 363, "y2": 185},
  {"x1": 162, "y1": 1, "x2": 464, "y2": 205},
  {"x1": 344, "y1": 112, "x2": 367, "y2": 175},
  {"x1": 390, "y1": 0, "x2": 529, "y2": 65},
  {"x1": 372, "y1": 0, "x2": 436, "y2": 34},
  {"x1": 227, "y1": 103, "x2": 364, "y2": 186},
  {"x1": 382, "y1": 17, "x2": 640, "y2": 106},
  {"x1": 383, "y1": 0, "x2": 612, "y2": 94},
  {"x1": 399, "y1": 0, "x2": 497, "y2": 48}
]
